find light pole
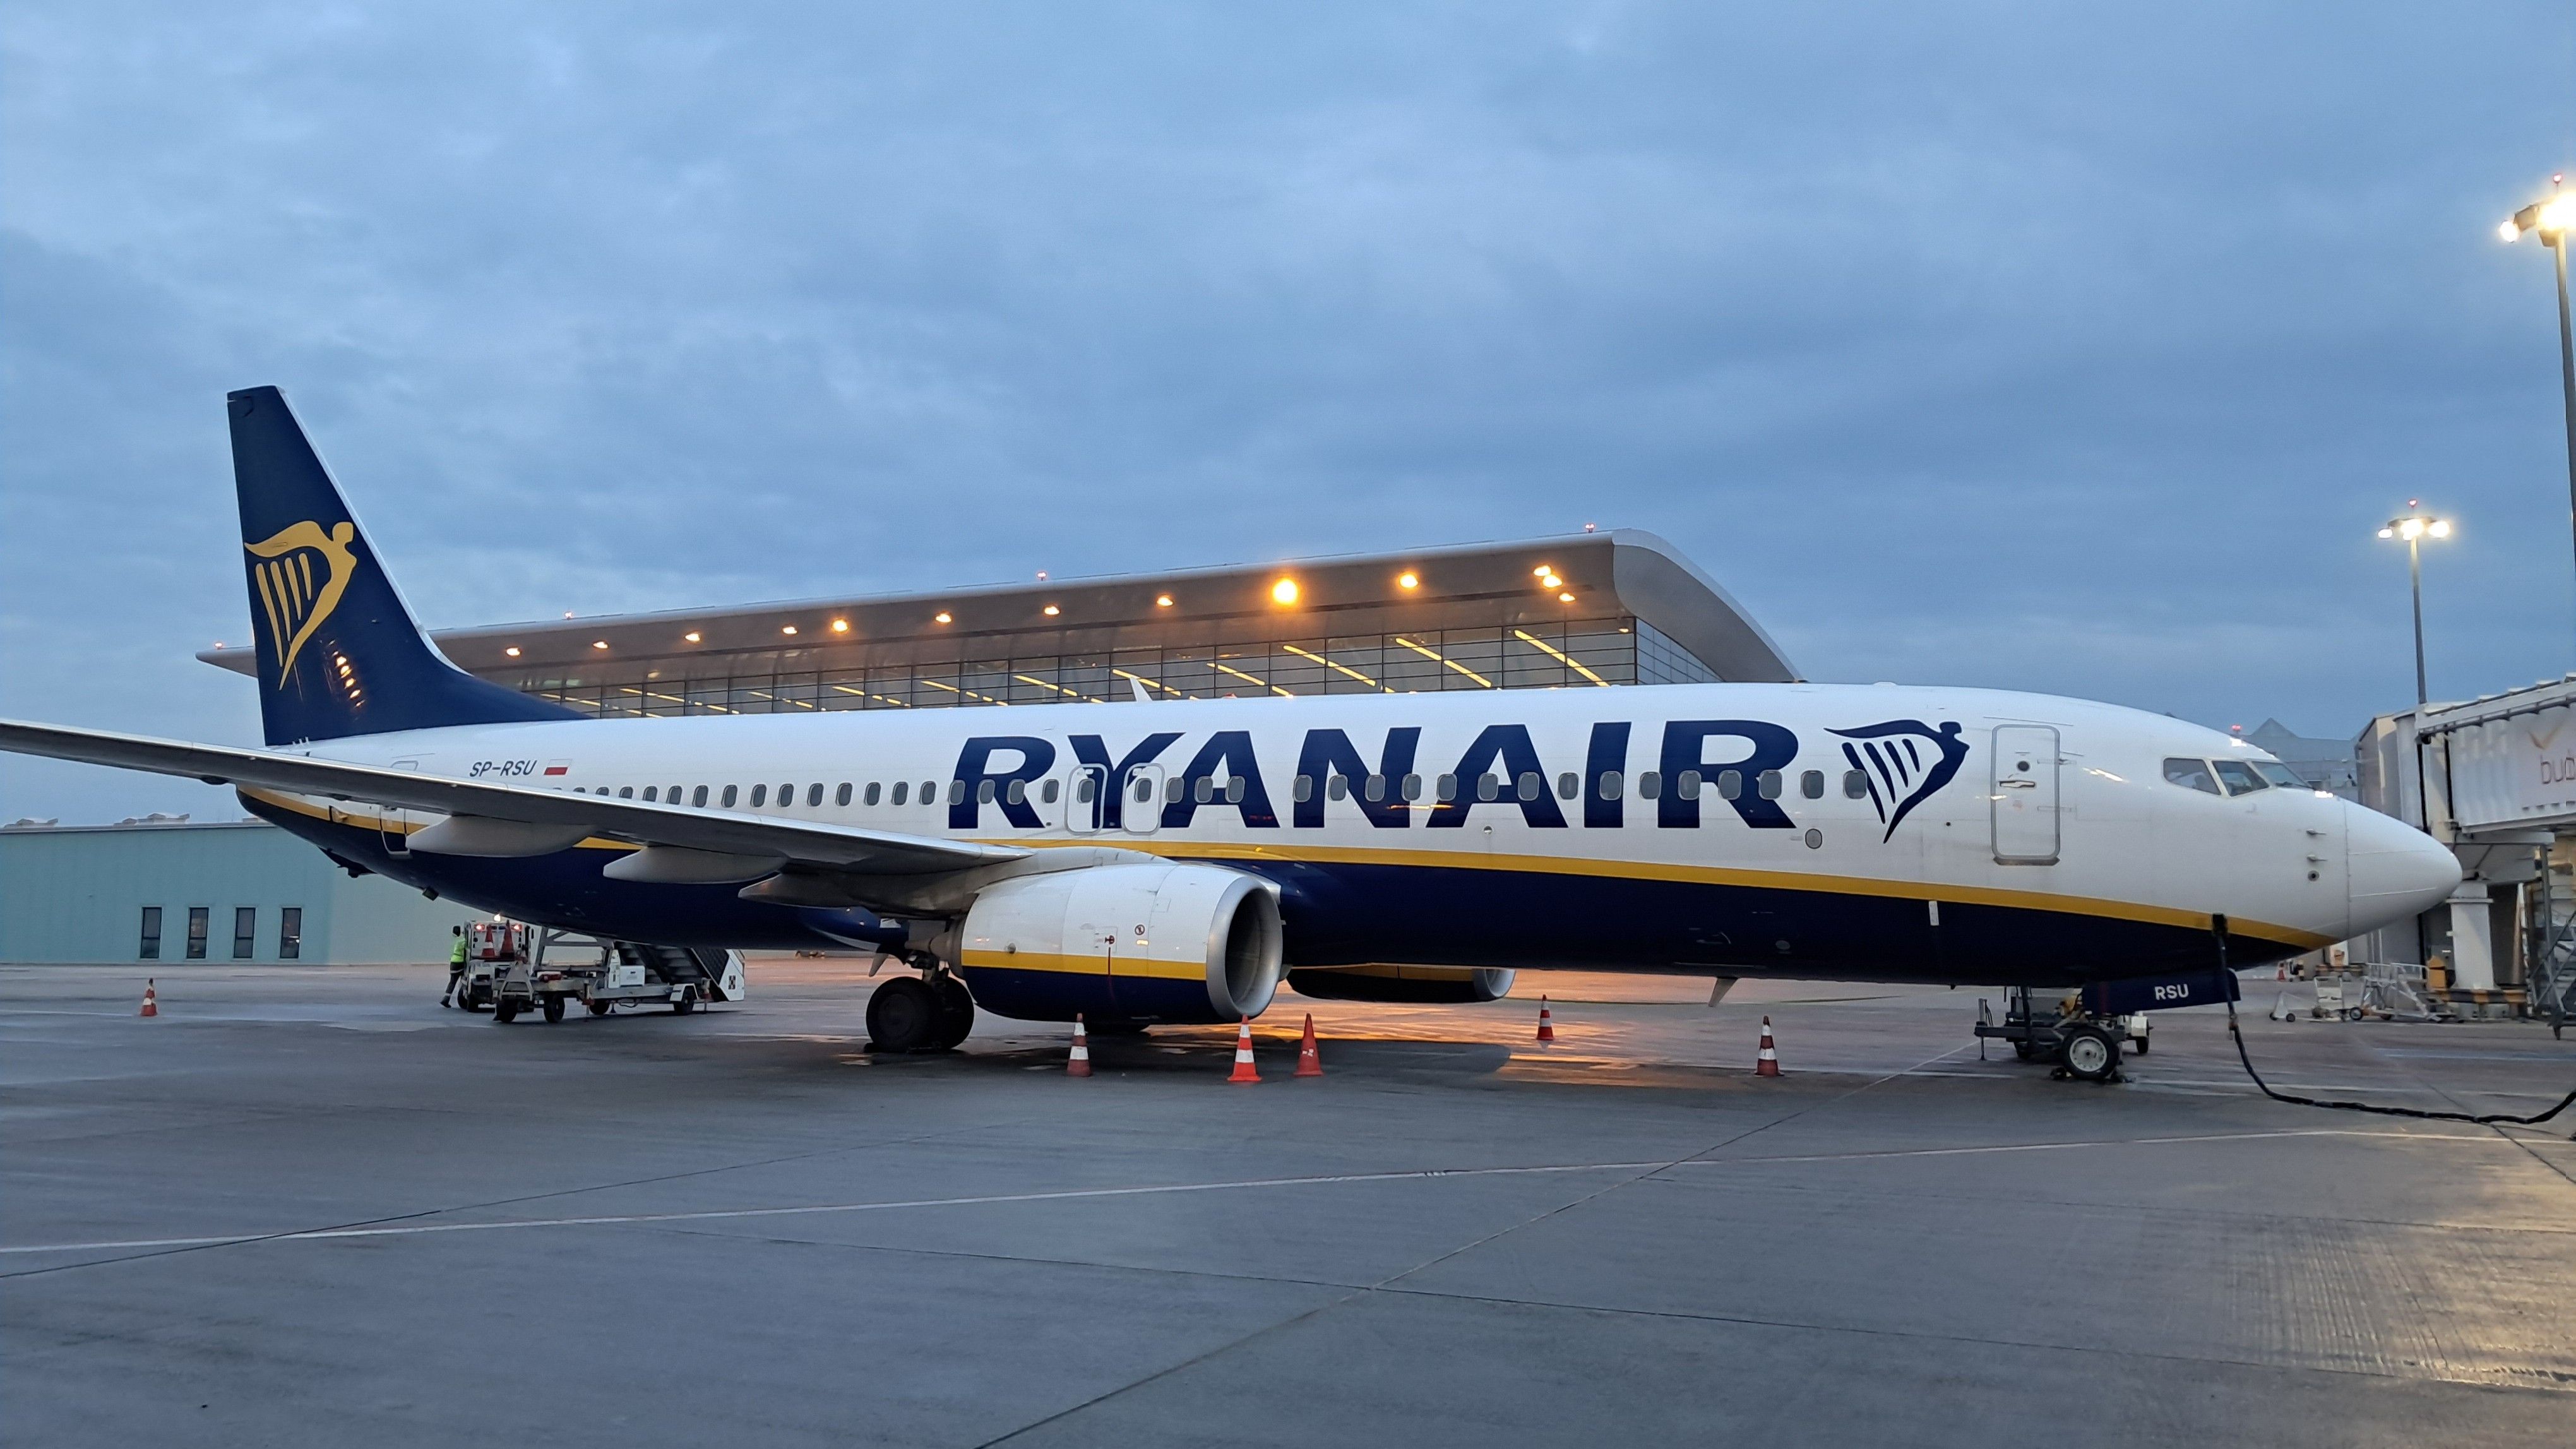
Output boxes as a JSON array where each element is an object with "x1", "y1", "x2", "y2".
[
  {"x1": 2378, "y1": 504, "x2": 2452, "y2": 705},
  {"x1": 2500, "y1": 178, "x2": 2576, "y2": 628}
]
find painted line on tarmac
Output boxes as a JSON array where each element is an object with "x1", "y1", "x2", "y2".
[{"x1": 0, "y1": 1127, "x2": 2503, "y2": 1260}]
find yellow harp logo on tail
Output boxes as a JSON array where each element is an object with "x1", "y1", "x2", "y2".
[{"x1": 244, "y1": 521, "x2": 358, "y2": 682}]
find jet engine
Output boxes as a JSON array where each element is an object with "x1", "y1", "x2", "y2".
[
  {"x1": 953, "y1": 862, "x2": 1282, "y2": 1025},
  {"x1": 1286, "y1": 965, "x2": 1516, "y2": 1004}
]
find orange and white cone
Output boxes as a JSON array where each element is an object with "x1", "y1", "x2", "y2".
[
  {"x1": 1067, "y1": 1014, "x2": 1092, "y2": 1077},
  {"x1": 1294, "y1": 1013, "x2": 1324, "y2": 1078},
  {"x1": 1535, "y1": 995, "x2": 1556, "y2": 1044},
  {"x1": 1755, "y1": 1016, "x2": 1779, "y2": 1076},
  {"x1": 1227, "y1": 1018, "x2": 1261, "y2": 1084},
  {"x1": 138, "y1": 979, "x2": 158, "y2": 1018}
]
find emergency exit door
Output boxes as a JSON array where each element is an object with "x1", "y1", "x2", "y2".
[{"x1": 1990, "y1": 726, "x2": 2059, "y2": 865}]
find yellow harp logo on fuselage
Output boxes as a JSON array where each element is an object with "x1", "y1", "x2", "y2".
[{"x1": 244, "y1": 520, "x2": 358, "y2": 682}]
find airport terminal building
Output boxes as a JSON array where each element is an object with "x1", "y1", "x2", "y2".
[{"x1": 7, "y1": 531, "x2": 1793, "y2": 964}]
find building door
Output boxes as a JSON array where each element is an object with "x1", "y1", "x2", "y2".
[
  {"x1": 1991, "y1": 725, "x2": 2060, "y2": 865},
  {"x1": 1124, "y1": 764, "x2": 1165, "y2": 835}
]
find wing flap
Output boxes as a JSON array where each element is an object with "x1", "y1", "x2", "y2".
[{"x1": 0, "y1": 719, "x2": 1023, "y2": 876}]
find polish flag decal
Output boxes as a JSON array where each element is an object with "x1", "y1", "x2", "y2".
[{"x1": 543, "y1": 761, "x2": 571, "y2": 776}]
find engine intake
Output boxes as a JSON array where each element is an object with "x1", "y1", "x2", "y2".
[{"x1": 956, "y1": 862, "x2": 1282, "y2": 1025}]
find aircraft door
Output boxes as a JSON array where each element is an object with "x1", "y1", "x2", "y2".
[
  {"x1": 380, "y1": 758, "x2": 420, "y2": 855},
  {"x1": 1124, "y1": 764, "x2": 1165, "y2": 835},
  {"x1": 1991, "y1": 726, "x2": 2059, "y2": 865},
  {"x1": 1066, "y1": 765, "x2": 1107, "y2": 835}
]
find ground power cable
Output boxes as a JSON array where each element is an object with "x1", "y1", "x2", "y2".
[{"x1": 2209, "y1": 915, "x2": 2576, "y2": 1134}]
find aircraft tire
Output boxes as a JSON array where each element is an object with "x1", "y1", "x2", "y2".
[
  {"x1": 2060, "y1": 1024, "x2": 2119, "y2": 1083},
  {"x1": 931, "y1": 975, "x2": 975, "y2": 1051},
  {"x1": 866, "y1": 976, "x2": 941, "y2": 1052}
]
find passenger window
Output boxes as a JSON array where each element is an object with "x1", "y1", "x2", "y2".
[
  {"x1": 809, "y1": 784, "x2": 824, "y2": 807},
  {"x1": 948, "y1": 780, "x2": 967, "y2": 806},
  {"x1": 720, "y1": 785, "x2": 737, "y2": 808},
  {"x1": 1135, "y1": 777, "x2": 1154, "y2": 804},
  {"x1": 1193, "y1": 777, "x2": 1213, "y2": 804},
  {"x1": 1166, "y1": 777, "x2": 1184, "y2": 804},
  {"x1": 693, "y1": 785, "x2": 710, "y2": 807},
  {"x1": 1361, "y1": 773, "x2": 1382, "y2": 802},
  {"x1": 2210, "y1": 760, "x2": 2267, "y2": 796},
  {"x1": 979, "y1": 780, "x2": 998, "y2": 805},
  {"x1": 1842, "y1": 770, "x2": 1868, "y2": 799},
  {"x1": 1225, "y1": 778, "x2": 1245, "y2": 804},
  {"x1": 1003, "y1": 780, "x2": 1025, "y2": 806},
  {"x1": 618, "y1": 786, "x2": 634, "y2": 799},
  {"x1": 1041, "y1": 778, "x2": 1060, "y2": 804},
  {"x1": 1557, "y1": 772, "x2": 1578, "y2": 800},
  {"x1": 1599, "y1": 770, "x2": 1623, "y2": 800},
  {"x1": 921, "y1": 780, "x2": 936, "y2": 802},
  {"x1": 836, "y1": 783, "x2": 852, "y2": 806},
  {"x1": 891, "y1": 781, "x2": 908, "y2": 806},
  {"x1": 2253, "y1": 761, "x2": 2306, "y2": 789},
  {"x1": 1518, "y1": 772, "x2": 1541, "y2": 802},
  {"x1": 1638, "y1": 770, "x2": 1661, "y2": 800},
  {"x1": 1290, "y1": 775, "x2": 1313, "y2": 804},
  {"x1": 666, "y1": 785, "x2": 680, "y2": 802},
  {"x1": 1476, "y1": 773, "x2": 1500, "y2": 802},
  {"x1": 1717, "y1": 769, "x2": 1742, "y2": 801},
  {"x1": 749, "y1": 784, "x2": 767, "y2": 807},
  {"x1": 2162, "y1": 758, "x2": 2222, "y2": 795},
  {"x1": 1677, "y1": 770, "x2": 1701, "y2": 801},
  {"x1": 1799, "y1": 770, "x2": 1823, "y2": 800},
  {"x1": 1757, "y1": 769, "x2": 1782, "y2": 801},
  {"x1": 1400, "y1": 773, "x2": 1423, "y2": 801},
  {"x1": 642, "y1": 786, "x2": 658, "y2": 802},
  {"x1": 1073, "y1": 776, "x2": 1094, "y2": 804},
  {"x1": 862, "y1": 782, "x2": 879, "y2": 806},
  {"x1": 1436, "y1": 773, "x2": 1458, "y2": 802},
  {"x1": 1328, "y1": 775, "x2": 1350, "y2": 802}
]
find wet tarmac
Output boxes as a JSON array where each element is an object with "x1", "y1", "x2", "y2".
[{"x1": 4, "y1": 959, "x2": 2572, "y2": 1447}]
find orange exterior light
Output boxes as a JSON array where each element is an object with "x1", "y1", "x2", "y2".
[
  {"x1": 1155, "y1": 594, "x2": 1174, "y2": 607},
  {"x1": 1271, "y1": 578, "x2": 1300, "y2": 605},
  {"x1": 592, "y1": 640, "x2": 609, "y2": 650},
  {"x1": 830, "y1": 618, "x2": 849, "y2": 633},
  {"x1": 934, "y1": 612, "x2": 953, "y2": 624},
  {"x1": 1042, "y1": 604, "x2": 1061, "y2": 617},
  {"x1": 683, "y1": 631, "x2": 702, "y2": 643},
  {"x1": 1397, "y1": 571, "x2": 1420, "y2": 590},
  {"x1": 504, "y1": 646, "x2": 522, "y2": 657}
]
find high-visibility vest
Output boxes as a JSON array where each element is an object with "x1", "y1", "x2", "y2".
[{"x1": 450, "y1": 938, "x2": 469, "y2": 966}]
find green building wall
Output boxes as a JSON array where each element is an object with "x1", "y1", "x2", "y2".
[{"x1": 0, "y1": 821, "x2": 480, "y2": 965}]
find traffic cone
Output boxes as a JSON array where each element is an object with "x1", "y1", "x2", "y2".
[
  {"x1": 2275, "y1": 962, "x2": 2287, "y2": 982},
  {"x1": 1294, "y1": 1013, "x2": 1323, "y2": 1078},
  {"x1": 138, "y1": 979, "x2": 157, "y2": 1018},
  {"x1": 1227, "y1": 1018, "x2": 1261, "y2": 1084},
  {"x1": 1535, "y1": 995, "x2": 1556, "y2": 1044},
  {"x1": 1067, "y1": 1014, "x2": 1092, "y2": 1077},
  {"x1": 1755, "y1": 1017, "x2": 1779, "y2": 1076}
]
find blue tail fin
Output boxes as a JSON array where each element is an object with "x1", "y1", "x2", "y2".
[{"x1": 229, "y1": 386, "x2": 580, "y2": 744}]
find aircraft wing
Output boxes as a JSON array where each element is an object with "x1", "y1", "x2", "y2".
[{"x1": 0, "y1": 719, "x2": 1026, "y2": 877}]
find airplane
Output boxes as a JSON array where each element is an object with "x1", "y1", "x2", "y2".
[{"x1": 0, "y1": 386, "x2": 2462, "y2": 1076}]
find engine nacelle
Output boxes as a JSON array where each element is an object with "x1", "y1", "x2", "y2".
[
  {"x1": 1287, "y1": 965, "x2": 1516, "y2": 1004},
  {"x1": 955, "y1": 862, "x2": 1282, "y2": 1025}
]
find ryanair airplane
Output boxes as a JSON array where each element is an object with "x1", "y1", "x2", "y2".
[{"x1": 1, "y1": 388, "x2": 2459, "y2": 1062}]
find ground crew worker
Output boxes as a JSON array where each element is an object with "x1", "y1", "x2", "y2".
[{"x1": 442, "y1": 926, "x2": 468, "y2": 1006}]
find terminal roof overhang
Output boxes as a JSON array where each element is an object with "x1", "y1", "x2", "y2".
[{"x1": 200, "y1": 529, "x2": 1797, "y2": 687}]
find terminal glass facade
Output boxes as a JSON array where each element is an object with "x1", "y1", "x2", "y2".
[{"x1": 515, "y1": 615, "x2": 1722, "y2": 719}]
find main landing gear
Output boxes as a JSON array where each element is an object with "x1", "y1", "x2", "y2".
[{"x1": 866, "y1": 955, "x2": 976, "y2": 1054}]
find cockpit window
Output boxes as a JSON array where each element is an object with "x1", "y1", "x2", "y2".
[
  {"x1": 2251, "y1": 761, "x2": 2307, "y2": 789},
  {"x1": 2210, "y1": 760, "x2": 2267, "y2": 796},
  {"x1": 2162, "y1": 758, "x2": 2221, "y2": 794}
]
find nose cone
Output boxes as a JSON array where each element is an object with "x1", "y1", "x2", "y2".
[{"x1": 2345, "y1": 802, "x2": 2460, "y2": 936}]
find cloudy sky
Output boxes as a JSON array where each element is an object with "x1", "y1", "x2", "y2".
[{"x1": 4, "y1": 3, "x2": 2573, "y2": 823}]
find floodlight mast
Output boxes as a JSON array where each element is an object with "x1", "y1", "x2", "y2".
[{"x1": 2499, "y1": 179, "x2": 2576, "y2": 638}]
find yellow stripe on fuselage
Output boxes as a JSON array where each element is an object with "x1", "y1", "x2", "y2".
[{"x1": 236, "y1": 786, "x2": 2330, "y2": 950}]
